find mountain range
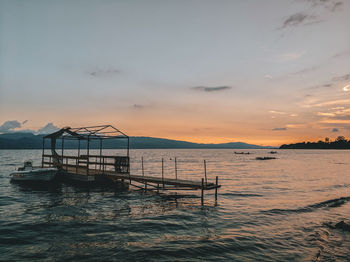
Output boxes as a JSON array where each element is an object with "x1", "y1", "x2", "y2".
[{"x1": 0, "y1": 132, "x2": 272, "y2": 149}]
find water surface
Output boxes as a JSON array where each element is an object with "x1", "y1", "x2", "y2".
[{"x1": 1, "y1": 149, "x2": 349, "y2": 261}]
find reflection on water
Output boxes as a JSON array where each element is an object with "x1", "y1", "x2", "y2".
[{"x1": 1, "y1": 149, "x2": 350, "y2": 261}]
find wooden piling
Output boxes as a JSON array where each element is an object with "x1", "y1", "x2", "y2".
[
  {"x1": 142, "y1": 157, "x2": 144, "y2": 177},
  {"x1": 204, "y1": 160, "x2": 207, "y2": 185},
  {"x1": 201, "y1": 178, "x2": 204, "y2": 205},
  {"x1": 162, "y1": 158, "x2": 164, "y2": 189},
  {"x1": 175, "y1": 157, "x2": 178, "y2": 180},
  {"x1": 215, "y1": 176, "x2": 218, "y2": 203}
]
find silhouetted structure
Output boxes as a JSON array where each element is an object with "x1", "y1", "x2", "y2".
[
  {"x1": 280, "y1": 136, "x2": 350, "y2": 149},
  {"x1": 41, "y1": 125, "x2": 221, "y2": 204}
]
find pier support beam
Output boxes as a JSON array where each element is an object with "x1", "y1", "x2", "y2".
[
  {"x1": 215, "y1": 176, "x2": 218, "y2": 204},
  {"x1": 201, "y1": 178, "x2": 204, "y2": 205},
  {"x1": 162, "y1": 158, "x2": 164, "y2": 189}
]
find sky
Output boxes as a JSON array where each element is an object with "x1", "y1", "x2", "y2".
[{"x1": 0, "y1": 0, "x2": 349, "y2": 146}]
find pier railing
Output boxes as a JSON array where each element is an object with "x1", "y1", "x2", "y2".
[{"x1": 42, "y1": 154, "x2": 129, "y2": 175}]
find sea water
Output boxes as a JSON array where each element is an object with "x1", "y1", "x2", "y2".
[{"x1": 0, "y1": 149, "x2": 349, "y2": 261}]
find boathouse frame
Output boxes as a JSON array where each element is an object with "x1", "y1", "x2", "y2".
[
  {"x1": 41, "y1": 125, "x2": 130, "y2": 176},
  {"x1": 41, "y1": 124, "x2": 220, "y2": 205}
]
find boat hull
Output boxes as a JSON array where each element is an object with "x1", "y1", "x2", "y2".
[{"x1": 10, "y1": 168, "x2": 58, "y2": 182}]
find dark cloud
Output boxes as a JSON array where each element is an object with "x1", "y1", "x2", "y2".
[
  {"x1": 331, "y1": 2, "x2": 343, "y2": 11},
  {"x1": 280, "y1": 13, "x2": 317, "y2": 29},
  {"x1": 36, "y1": 123, "x2": 60, "y2": 134},
  {"x1": 272, "y1": 127, "x2": 287, "y2": 131},
  {"x1": 0, "y1": 120, "x2": 22, "y2": 132},
  {"x1": 279, "y1": 0, "x2": 343, "y2": 29},
  {"x1": 332, "y1": 128, "x2": 339, "y2": 132},
  {"x1": 191, "y1": 86, "x2": 232, "y2": 92},
  {"x1": 88, "y1": 68, "x2": 121, "y2": 77},
  {"x1": 132, "y1": 104, "x2": 145, "y2": 109},
  {"x1": 333, "y1": 73, "x2": 350, "y2": 82},
  {"x1": 308, "y1": 0, "x2": 343, "y2": 12},
  {"x1": 307, "y1": 72, "x2": 349, "y2": 90}
]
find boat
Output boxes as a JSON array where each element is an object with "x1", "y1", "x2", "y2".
[
  {"x1": 255, "y1": 157, "x2": 276, "y2": 160},
  {"x1": 10, "y1": 160, "x2": 58, "y2": 183},
  {"x1": 234, "y1": 152, "x2": 251, "y2": 155}
]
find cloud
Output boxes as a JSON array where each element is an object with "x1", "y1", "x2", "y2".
[
  {"x1": 290, "y1": 52, "x2": 350, "y2": 78},
  {"x1": 269, "y1": 110, "x2": 287, "y2": 115},
  {"x1": 279, "y1": 51, "x2": 306, "y2": 62},
  {"x1": 317, "y1": 108, "x2": 350, "y2": 121},
  {"x1": 0, "y1": 121, "x2": 61, "y2": 134},
  {"x1": 279, "y1": 0, "x2": 343, "y2": 29},
  {"x1": 331, "y1": 1, "x2": 343, "y2": 11},
  {"x1": 317, "y1": 112, "x2": 335, "y2": 117},
  {"x1": 36, "y1": 123, "x2": 60, "y2": 134},
  {"x1": 306, "y1": 72, "x2": 350, "y2": 90},
  {"x1": 191, "y1": 86, "x2": 232, "y2": 92},
  {"x1": 332, "y1": 73, "x2": 350, "y2": 82},
  {"x1": 132, "y1": 104, "x2": 146, "y2": 109},
  {"x1": 88, "y1": 68, "x2": 121, "y2": 77},
  {"x1": 308, "y1": 0, "x2": 343, "y2": 12},
  {"x1": 310, "y1": 99, "x2": 350, "y2": 107},
  {"x1": 280, "y1": 12, "x2": 319, "y2": 29},
  {"x1": 332, "y1": 128, "x2": 339, "y2": 132},
  {"x1": 0, "y1": 120, "x2": 22, "y2": 132},
  {"x1": 272, "y1": 127, "x2": 287, "y2": 131},
  {"x1": 343, "y1": 84, "x2": 350, "y2": 92}
]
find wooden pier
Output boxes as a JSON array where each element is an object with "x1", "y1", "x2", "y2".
[{"x1": 41, "y1": 125, "x2": 221, "y2": 204}]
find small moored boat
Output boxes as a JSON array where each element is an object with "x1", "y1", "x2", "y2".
[{"x1": 10, "y1": 161, "x2": 58, "y2": 183}]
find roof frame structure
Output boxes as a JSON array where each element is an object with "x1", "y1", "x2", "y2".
[{"x1": 44, "y1": 125, "x2": 129, "y2": 140}]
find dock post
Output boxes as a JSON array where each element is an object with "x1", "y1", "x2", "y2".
[
  {"x1": 175, "y1": 157, "x2": 178, "y2": 180},
  {"x1": 204, "y1": 160, "x2": 207, "y2": 185},
  {"x1": 215, "y1": 176, "x2": 218, "y2": 204},
  {"x1": 42, "y1": 138, "x2": 44, "y2": 168},
  {"x1": 87, "y1": 136, "x2": 90, "y2": 175},
  {"x1": 142, "y1": 157, "x2": 144, "y2": 177},
  {"x1": 162, "y1": 158, "x2": 164, "y2": 189},
  {"x1": 99, "y1": 138, "x2": 102, "y2": 171},
  {"x1": 201, "y1": 178, "x2": 204, "y2": 205}
]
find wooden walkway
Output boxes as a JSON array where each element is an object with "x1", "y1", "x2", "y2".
[{"x1": 62, "y1": 166, "x2": 220, "y2": 190}]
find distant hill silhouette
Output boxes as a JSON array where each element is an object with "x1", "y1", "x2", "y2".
[
  {"x1": 0, "y1": 132, "x2": 271, "y2": 149},
  {"x1": 280, "y1": 136, "x2": 350, "y2": 149}
]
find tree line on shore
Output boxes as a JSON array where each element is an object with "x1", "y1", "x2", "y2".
[{"x1": 280, "y1": 136, "x2": 350, "y2": 149}]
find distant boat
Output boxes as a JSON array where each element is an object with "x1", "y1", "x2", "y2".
[
  {"x1": 269, "y1": 151, "x2": 277, "y2": 154},
  {"x1": 255, "y1": 157, "x2": 276, "y2": 160},
  {"x1": 234, "y1": 152, "x2": 251, "y2": 155},
  {"x1": 10, "y1": 161, "x2": 58, "y2": 183}
]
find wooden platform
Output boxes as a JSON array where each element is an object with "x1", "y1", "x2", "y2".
[{"x1": 60, "y1": 166, "x2": 220, "y2": 190}]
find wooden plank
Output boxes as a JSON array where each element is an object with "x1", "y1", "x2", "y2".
[{"x1": 61, "y1": 166, "x2": 220, "y2": 190}]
